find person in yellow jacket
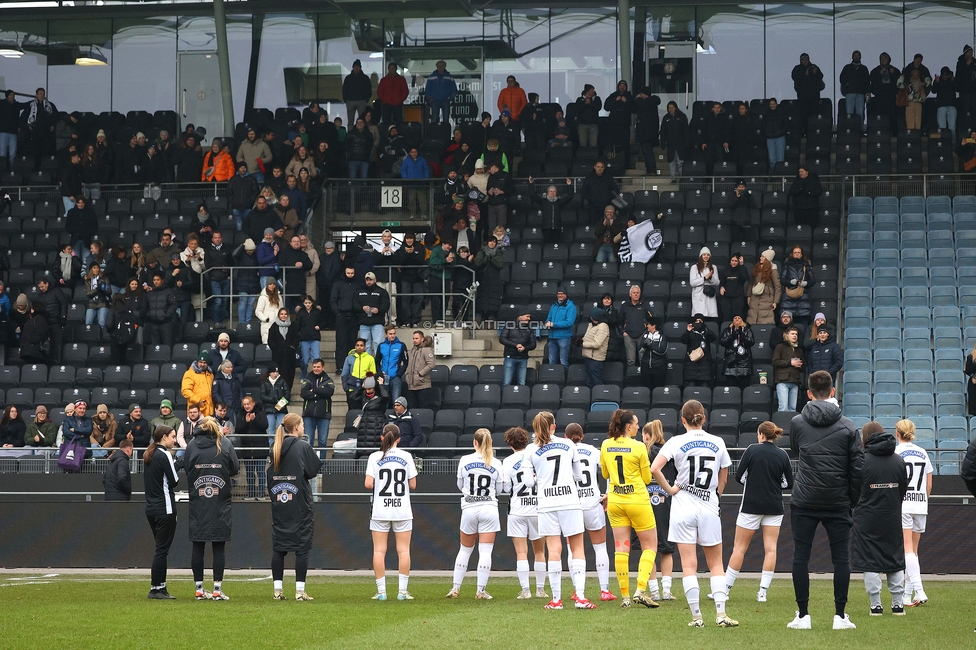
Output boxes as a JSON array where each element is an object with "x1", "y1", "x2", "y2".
[
  {"x1": 580, "y1": 307, "x2": 610, "y2": 388},
  {"x1": 181, "y1": 354, "x2": 215, "y2": 416},
  {"x1": 340, "y1": 338, "x2": 376, "y2": 409}
]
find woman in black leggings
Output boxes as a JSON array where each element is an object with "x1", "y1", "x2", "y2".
[
  {"x1": 267, "y1": 413, "x2": 323, "y2": 601},
  {"x1": 144, "y1": 425, "x2": 180, "y2": 599},
  {"x1": 185, "y1": 417, "x2": 240, "y2": 600}
]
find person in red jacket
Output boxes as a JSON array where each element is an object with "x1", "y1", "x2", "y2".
[
  {"x1": 497, "y1": 76, "x2": 527, "y2": 124},
  {"x1": 377, "y1": 62, "x2": 410, "y2": 126}
]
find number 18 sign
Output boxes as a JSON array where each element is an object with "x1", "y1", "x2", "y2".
[{"x1": 381, "y1": 186, "x2": 403, "y2": 208}]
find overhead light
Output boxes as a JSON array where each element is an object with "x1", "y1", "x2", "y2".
[
  {"x1": 0, "y1": 41, "x2": 24, "y2": 58},
  {"x1": 368, "y1": 52, "x2": 383, "y2": 59},
  {"x1": 75, "y1": 45, "x2": 108, "y2": 66}
]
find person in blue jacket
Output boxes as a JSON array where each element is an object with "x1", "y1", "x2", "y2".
[
  {"x1": 545, "y1": 289, "x2": 577, "y2": 368},
  {"x1": 374, "y1": 325, "x2": 407, "y2": 402},
  {"x1": 425, "y1": 60, "x2": 457, "y2": 125},
  {"x1": 400, "y1": 147, "x2": 431, "y2": 217}
]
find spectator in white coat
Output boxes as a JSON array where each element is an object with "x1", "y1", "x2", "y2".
[{"x1": 689, "y1": 246, "x2": 720, "y2": 319}]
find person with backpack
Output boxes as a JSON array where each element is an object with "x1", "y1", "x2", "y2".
[{"x1": 105, "y1": 293, "x2": 139, "y2": 364}]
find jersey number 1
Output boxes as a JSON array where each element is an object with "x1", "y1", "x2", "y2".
[{"x1": 687, "y1": 456, "x2": 715, "y2": 489}]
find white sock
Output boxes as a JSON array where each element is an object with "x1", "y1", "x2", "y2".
[
  {"x1": 516, "y1": 559, "x2": 530, "y2": 590},
  {"x1": 662, "y1": 575, "x2": 672, "y2": 594},
  {"x1": 534, "y1": 561, "x2": 547, "y2": 591},
  {"x1": 905, "y1": 552, "x2": 922, "y2": 597},
  {"x1": 760, "y1": 570, "x2": 773, "y2": 592},
  {"x1": 476, "y1": 543, "x2": 493, "y2": 591},
  {"x1": 725, "y1": 567, "x2": 739, "y2": 592},
  {"x1": 213, "y1": 581, "x2": 221, "y2": 592},
  {"x1": 710, "y1": 575, "x2": 727, "y2": 615},
  {"x1": 375, "y1": 577, "x2": 386, "y2": 595},
  {"x1": 548, "y1": 560, "x2": 563, "y2": 602},
  {"x1": 273, "y1": 580, "x2": 283, "y2": 590},
  {"x1": 593, "y1": 542, "x2": 610, "y2": 591},
  {"x1": 195, "y1": 580, "x2": 203, "y2": 590},
  {"x1": 683, "y1": 575, "x2": 701, "y2": 617},
  {"x1": 649, "y1": 578, "x2": 660, "y2": 598},
  {"x1": 452, "y1": 545, "x2": 474, "y2": 591},
  {"x1": 398, "y1": 574, "x2": 409, "y2": 592},
  {"x1": 296, "y1": 581, "x2": 305, "y2": 593},
  {"x1": 571, "y1": 559, "x2": 586, "y2": 600}
]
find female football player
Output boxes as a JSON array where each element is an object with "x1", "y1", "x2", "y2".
[
  {"x1": 501, "y1": 426, "x2": 548, "y2": 599},
  {"x1": 895, "y1": 419, "x2": 933, "y2": 607}
]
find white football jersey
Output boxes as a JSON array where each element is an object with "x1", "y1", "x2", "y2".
[
  {"x1": 659, "y1": 430, "x2": 732, "y2": 515},
  {"x1": 456, "y1": 451, "x2": 503, "y2": 510},
  {"x1": 527, "y1": 437, "x2": 583, "y2": 513},
  {"x1": 574, "y1": 442, "x2": 602, "y2": 510},
  {"x1": 502, "y1": 446, "x2": 539, "y2": 517},
  {"x1": 896, "y1": 442, "x2": 933, "y2": 515},
  {"x1": 366, "y1": 448, "x2": 418, "y2": 521}
]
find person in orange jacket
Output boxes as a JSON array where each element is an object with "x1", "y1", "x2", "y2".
[
  {"x1": 497, "y1": 76, "x2": 527, "y2": 122},
  {"x1": 202, "y1": 138, "x2": 235, "y2": 182},
  {"x1": 377, "y1": 62, "x2": 410, "y2": 126}
]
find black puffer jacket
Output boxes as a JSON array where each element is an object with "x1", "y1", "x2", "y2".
[
  {"x1": 294, "y1": 305, "x2": 323, "y2": 341},
  {"x1": 103, "y1": 449, "x2": 132, "y2": 501},
  {"x1": 850, "y1": 432, "x2": 907, "y2": 573},
  {"x1": 638, "y1": 330, "x2": 668, "y2": 371},
  {"x1": 345, "y1": 127, "x2": 373, "y2": 163},
  {"x1": 789, "y1": 399, "x2": 863, "y2": 510},
  {"x1": 354, "y1": 385, "x2": 390, "y2": 453},
  {"x1": 185, "y1": 432, "x2": 240, "y2": 542},
  {"x1": 962, "y1": 438, "x2": 976, "y2": 497},
  {"x1": 720, "y1": 324, "x2": 754, "y2": 378},
  {"x1": 680, "y1": 326, "x2": 716, "y2": 383},
  {"x1": 145, "y1": 286, "x2": 176, "y2": 323},
  {"x1": 499, "y1": 321, "x2": 537, "y2": 359},
  {"x1": 779, "y1": 258, "x2": 815, "y2": 318}
]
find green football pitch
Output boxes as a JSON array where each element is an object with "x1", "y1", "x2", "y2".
[{"x1": 2, "y1": 573, "x2": 973, "y2": 649}]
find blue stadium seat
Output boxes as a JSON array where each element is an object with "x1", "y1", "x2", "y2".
[
  {"x1": 874, "y1": 197, "x2": 898, "y2": 212},
  {"x1": 937, "y1": 394, "x2": 966, "y2": 417},
  {"x1": 905, "y1": 393, "x2": 935, "y2": 418},
  {"x1": 848, "y1": 197, "x2": 872, "y2": 213},
  {"x1": 873, "y1": 393, "x2": 903, "y2": 418},
  {"x1": 900, "y1": 196, "x2": 925, "y2": 213},
  {"x1": 937, "y1": 416, "x2": 968, "y2": 443}
]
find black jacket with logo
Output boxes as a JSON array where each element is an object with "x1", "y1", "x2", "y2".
[
  {"x1": 144, "y1": 447, "x2": 181, "y2": 517},
  {"x1": 850, "y1": 432, "x2": 907, "y2": 573},
  {"x1": 185, "y1": 432, "x2": 240, "y2": 542},
  {"x1": 354, "y1": 285, "x2": 390, "y2": 326},
  {"x1": 267, "y1": 435, "x2": 323, "y2": 552}
]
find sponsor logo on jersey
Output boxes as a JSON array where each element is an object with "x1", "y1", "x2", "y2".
[
  {"x1": 679, "y1": 440, "x2": 720, "y2": 453},
  {"x1": 377, "y1": 455, "x2": 408, "y2": 468},
  {"x1": 900, "y1": 449, "x2": 928, "y2": 461},
  {"x1": 535, "y1": 442, "x2": 570, "y2": 455},
  {"x1": 193, "y1": 475, "x2": 226, "y2": 498},
  {"x1": 272, "y1": 482, "x2": 299, "y2": 503},
  {"x1": 512, "y1": 459, "x2": 522, "y2": 471},
  {"x1": 464, "y1": 495, "x2": 493, "y2": 503},
  {"x1": 869, "y1": 482, "x2": 900, "y2": 489},
  {"x1": 577, "y1": 446, "x2": 593, "y2": 457},
  {"x1": 605, "y1": 447, "x2": 631, "y2": 453},
  {"x1": 463, "y1": 461, "x2": 497, "y2": 474}
]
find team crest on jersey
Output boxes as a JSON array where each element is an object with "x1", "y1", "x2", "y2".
[
  {"x1": 193, "y1": 476, "x2": 226, "y2": 498},
  {"x1": 272, "y1": 483, "x2": 299, "y2": 503}
]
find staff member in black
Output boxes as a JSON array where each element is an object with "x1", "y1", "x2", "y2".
[
  {"x1": 144, "y1": 425, "x2": 180, "y2": 599},
  {"x1": 643, "y1": 419, "x2": 676, "y2": 601},
  {"x1": 724, "y1": 421, "x2": 793, "y2": 602},
  {"x1": 185, "y1": 417, "x2": 240, "y2": 601},
  {"x1": 268, "y1": 412, "x2": 322, "y2": 601},
  {"x1": 103, "y1": 439, "x2": 133, "y2": 501},
  {"x1": 787, "y1": 370, "x2": 863, "y2": 630}
]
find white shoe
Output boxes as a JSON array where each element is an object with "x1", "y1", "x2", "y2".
[
  {"x1": 660, "y1": 591, "x2": 676, "y2": 601},
  {"x1": 757, "y1": 590, "x2": 767, "y2": 603},
  {"x1": 445, "y1": 589, "x2": 460, "y2": 599},
  {"x1": 516, "y1": 588, "x2": 531, "y2": 599},
  {"x1": 787, "y1": 612, "x2": 812, "y2": 629},
  {"x1": 535, "y1": 588, "x2": 549, "y2": 599},
  {"x1": 833, "y1": 614, "x2": 856, "y2": 630},
  {"x1": 475, "y1": 590, "x2": 492, "y2": 600}
]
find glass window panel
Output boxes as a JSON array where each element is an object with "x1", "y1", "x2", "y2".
[
  {"x1": 112, "y1": 18, "x2": 177, "y2": 115},
  {"x1": 47, "y1": 19, "x2": 113, "y2": 114},
  {"x1": 177, "y1": 15, "x2": 251, "y2": 123},
  {"x1": 0, "y1": 21, "x2": 48, "y2": 101},
  {"x1": 550, "y1": 8, "x2": 617, "y2": 109},
  {"x1": 484, "y1": 9, "x2": 550, "y2": 110},
  {"x1": 834, "y1": 4, "x2": 903, "y2": 102},
  {"x1": 905, "y1": 2, "x2": 974, "y2": 79},
  {"x1": 696, "y1": 5, "x2": 764, "y2": 104},
  {"x1": 254, "y1": 14, "x2": 318, "y2": 112},
  {"x1": 765, "y1": 4, "x2": 835, "y2": 106}
]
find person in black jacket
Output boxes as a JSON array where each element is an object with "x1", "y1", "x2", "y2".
[
  {"x1": 725, "y1": 421, "x2": 793, "y2": 602},
  {"x1": 354, "y1": 272, "x2": 390, "y2": 356},
  {"x1": 144, "y1": 425, "x2": 180, "y2": 599},
  {"x1": 957, "y1": 45, "x2": 976, "y2": 118},
  {"x1": 729, "y1": 183, "x2": 753, "y2": 244},
  {"x1": 575, "y1": 84, "x2": 602, "y2": 147},
  {"x1": 392, "y1": 235, "x2": 425, "y2": 328},
  {"x1": 580, "y1": 160, "x2": 619, "y2": 222},
  {"x1": 354, "y1": 375, "x2": 390, "y2": 457},
  {"x1": 719, "y1": 252, "x2": 750, "y2": 323},
  {"x1": 234, "y1": 239, "x2": 261, "y2": 323},
  {"x1": 604, "y1": 80, "x2": 635, "y2": 166},
  {"x1": 268, "y1": 307, "x2": 299, "y2": 392},
  {"x1": 20, "y1": 301, "x2": 51, "y2": 364},
  {"x1": 870, "y1": 52, "x2": 901, "y2": 136},
  {"x1": 116, "y1": 404, "x2": 151, "y2": 449},
  {"x1": 35, "y1": 275, "x2": 66, "y2": 363},
  {"x1": 791, "y1": 53, "x2": 825, "y2": 135},
  {"x1": 330, "y1": 266, "x2": 360, "y2": 372},
  {"x1": 787, "y1": 370, "x2": 863, "y2": 630},
  {"x1": 268, "y1": 413, "x2": 322, "y2": 600},
  {"x1": 638, "y1": 316, "x2": 668, "y2": 391},
  {"x1": 185, "y1": 417, "x2": 240, "y2": 600},
  {"x1": 932, "y1": 66, "x2": 959, "y2": 144},
  {"x1": 634, "y1": 88, "x2": 660, "y2": 175},
  {"x1": 839, "y1": 50, "x2": 870, "y2": 123},
  {"x1": 294, "y1": 295, "x2": 324, "y2": 380},
  {"x1": 65, "y1": 196, "x2": 98, "y2": 258},
  {"x1": 103, "y1": 440, "x2": 133, "y2": 501},
  {"x1": 499, "y1": 312, "x2": 537, "y2": 386},
  {"x1": 659, "y1": 101, "x2": 689, "y2": 180},
  {"x1": 761, "y1": 98, "x2": 787, "y2": 168},
  {"x1": 698, "y1": 102, "x2": 731, "y2": 174},
  {"x1": 789, "y1": 166, "x2": 822, "y2": 228},
  {"x1": 173, "y1": 135, "x2": 204, "y2": 183},
  {"x1": 680, "y1": 314, "x2": 715, "y2": 388},
  {"x1": 277, "y1": 236, "x2": 312, "y2": 311},
  {"x1": 528, "y1": 176, "x2": 573, "y2": 241},
  {"x1": 730, "y1": 104, "x2": 758, "y2": 175},
  {"x1": 236, "y1": 395, "x2": 268, "y2": 498},
  {"x1": 300, "y1": 359, "x2": 334, "y2": 452},
  {"x1": 144, "y1": 274, "x2": 176, "y2": 345},
  {"x1": 850, "y1": 421, "x2": 908, "y2": 617},
  {"x1": 388, "y1": 396, "x2": 423, "y2": 448},
  {"x1": 720, "y1": 315, "x2": 754, "y2": 389},
  {"x1": 229, "y1": 164, "x2": 259, "y2": 231}
]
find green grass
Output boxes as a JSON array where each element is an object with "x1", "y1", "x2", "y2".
[{"x1": 2, "y1": 574, "x2": 974, "y2": 649}]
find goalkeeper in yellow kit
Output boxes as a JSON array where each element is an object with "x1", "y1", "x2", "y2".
[{"x1": 600, "y1": 408, "x2": 659, "y2": 608}]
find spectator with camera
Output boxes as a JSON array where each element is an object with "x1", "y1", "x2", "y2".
[
  {"x1": 681, "y1": 313, "x2": 716, "y2": 388},
  {"x1": 721, "y1": 314, "x2": 755, "y2": 389}
]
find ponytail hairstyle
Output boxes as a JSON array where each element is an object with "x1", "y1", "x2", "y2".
[
  {"x1": 642, "y1": 419, "x2": 665, "y2": 446},
  {"x1": 681, "y1": 399, "x2": 706, "y2": 430},
  {"x1": 473, "y1": 428, "x2": 494, "y2": 467},
  {"x1": 608, "y1": 408, "x2": 637, "y2": 439},
  {"x1": 532, "y1": 411, "x2": 556, "y2": 447},
  {"x1": 757, "y1": 420, "x2": 783, "y2": 442},
  {"x1": 144, "y1": 425, "x2": 175, "y2": 465},
  {"x1": 380, "y1": 423, "x2": 400, "y2": 458},
  {"x1": 504, "y1": 427, "x2": 529, "y2": 451},
  {"x1": 896, "y1": 418, "x2": 916, "y2": 442},
  {"x1": 196, "y1": 416, "x2": 223, "y2": 454},
  {"x1": 565, "y1": 422, "x2": 584, "y2": 443},
  {"x1": 272, "y1": 412, "x2": 304, "y2": 470}
]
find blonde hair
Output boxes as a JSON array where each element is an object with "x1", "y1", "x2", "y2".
[
  {"x1": 196, "y1": 416, "x2": 224, "y2": 453},
  {"x1": 643, "y1": 420, "x2": 665, "y2": 446},
  {"x1": 681, "y1": 400, "x2": 706, "y2": 429},
  {"x1": 272, "y1": 413, "x2": 303, "y2": 470},
  {"x1": 473, "y1": 428, "x2": 494, "y2": 467},
  {"x1": 532, "y1": 411, "x2": 555, "y2": 447},
  {"x1": 896, "y1": 419, "x2": 916, "y2": 442}
]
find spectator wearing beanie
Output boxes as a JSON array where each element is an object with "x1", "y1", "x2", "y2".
[
  {"x1": 342, "y1": 59, "x2": 373, "y2": 128},
  {"x1": 575, "y1": 84, "x2": 602, "y2": 148}
]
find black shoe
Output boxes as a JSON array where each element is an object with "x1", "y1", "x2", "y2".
[
  {"x1": 870, "y1": 605, "x2": 883, "y2": 616},
  {"x1": 891, "y1": 605, "x2": 905, "y2": 616},
  {"x1": 148, "y1": 589, "x2": 176, "y2": 600}
]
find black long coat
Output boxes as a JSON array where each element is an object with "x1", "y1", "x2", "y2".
[
  {"x1": 267, "y1": 435, "x2": 323, "y2": 552},
  {"x1": 720, "y1": 324, "x2": 754, "y2": 378},
  {"x1": 851, "y1": 432, "x2": 908, "y2": 573},
  {"x1": 185, "y1": 433, "x2": 240, "y2": 542}
]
